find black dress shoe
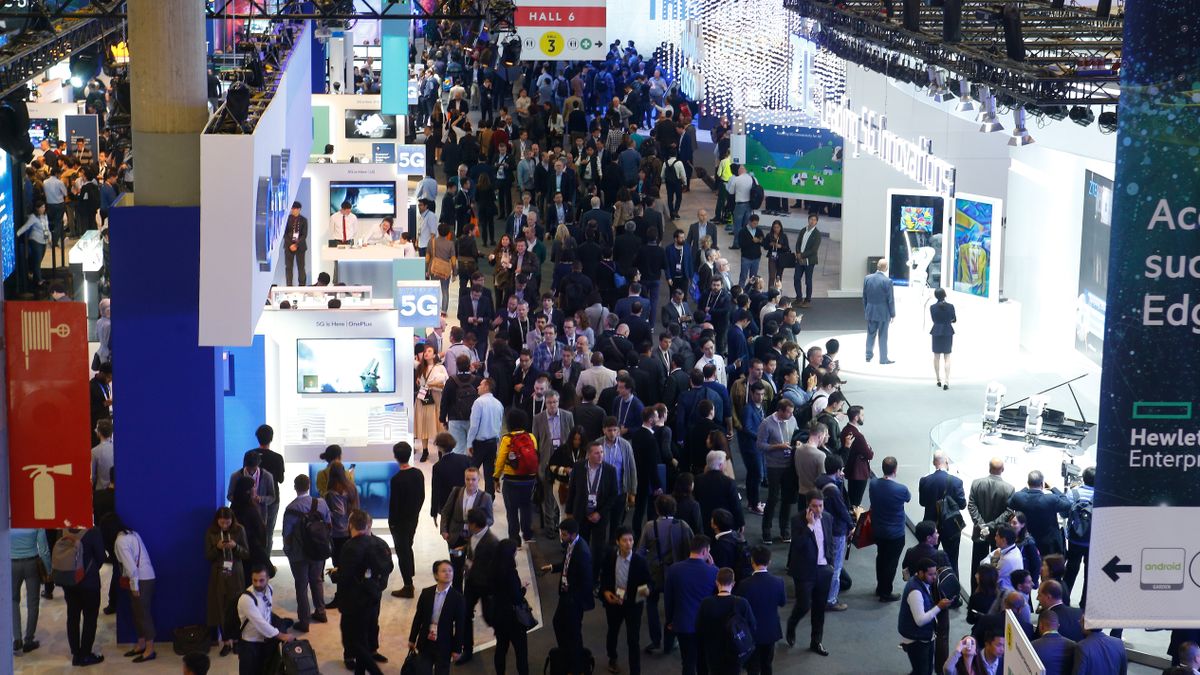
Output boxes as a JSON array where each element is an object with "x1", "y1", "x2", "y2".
[
  {"x1": 219, "y1": 644, "x2": 233, "y2": 657},
  {"x1": 132, "y1": 653, "x2": 156, "y2": 663},
  {"x1": 76, "y1": 653, "x2": 104, "y2": 667},
  {"x1": 293, "y1": 622, "x2": 310, "y2": 633},
  {"x1": 311, "y1": 612, "x2": 328, "y2": 623},
  {"x1": 455, "y1": 653, "x2": 473, "y2": 665},
  {"x1": 643, "y1": 643, "x2": 660, "y2": 654},
  {"x1": 785, "y1": 629, "x2": 796, "y2": 647},
  {"x1": 372, "y1": 653, "x2": 388, "y2": 663},
  {"x1": 102, "y1": 605, "x2": 116, "y2": 615},
  {"x1": 344, "y1": 658, "x2": 357, "y2": 670},
  {"x1": 810, "y1": 644, "x2": 829, "y2": 656},
  {"x1": 878, "y1": 593, "x2": 900, "y2": 602},
  {"x1": 123, "y1": 648, "x2": 145, "y2": 658},
  {"x1": 22, "y1": 639, "x2": 39, "y2": 653}
]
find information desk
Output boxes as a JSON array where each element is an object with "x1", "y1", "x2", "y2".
[{"x1": 327, "y1": 243, "x2": 418, "y2": 299}]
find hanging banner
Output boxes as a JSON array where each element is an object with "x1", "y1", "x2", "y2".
[
  {"x1": 515, "y1": 0, "x2": 608, "y2": 60},
  {"x1": 1086, "y1": 0, "x2": 1200, "y2": 628},
  {"x1": 381, "y1": 0, "x2": 410, "y2": 115},
  {"x1": 5, "y1": 301, "x2": 93, "y2": 527},
  {"x1": 64, "y1": 114, "x2": 99, "y2": 160}
]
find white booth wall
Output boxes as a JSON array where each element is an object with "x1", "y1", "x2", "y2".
[
  {"x1": 836, "y1": 64, "x2": 1115, "y2": 356},
  {"x1": 311, "y1": 93, "x2": 404, "y2": 163},
  {"x1": 27, "y1": 102, "x2": 81, "y2": 143},
  {"x1": 302, "y1": 160, "x2": 411, "y2": 278}
]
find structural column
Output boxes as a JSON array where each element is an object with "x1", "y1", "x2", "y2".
[{"x1": 110, "y1": 0, "x2": 223, "y2": 639}]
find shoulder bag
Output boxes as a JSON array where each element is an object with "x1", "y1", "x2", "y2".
[
  {"x1": 936, "y1": 475, "x2": 966, "y2": 531},
  {"x1": 429, "y1": 237, "x2": 453, "y2": 280}
]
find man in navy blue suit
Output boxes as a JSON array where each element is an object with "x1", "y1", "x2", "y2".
[
  {"x1": 541, "y1": 518, "x2": 595, "y2": 674},
  {"x1": 1008, "y1": 470, "x2": 1072, "y2": 556},
  {"x1": 918, "y1": 450, "x2": 966, "y2": 577},
  {"x1": 735, "y1": 546, "x2": 786, "y2": 675},
  {"x1": 786, "y1": 490, "x2": 835, "y2": 657},
  {"x1": 1032, "y1": 611, "x2": 1076, "y2": 675},
  {"x1": 600, "y1": 526, "x2": 652, "y2": 675},
  {"x1": 870, "y1": 456, "x2": 912, "y2": 601},
  {"x1": 664, "y1": 535, "x2": 719, "y2": 675},
  {"x1": 862, "y1": 258, "x2": 896, "y2": 363}
]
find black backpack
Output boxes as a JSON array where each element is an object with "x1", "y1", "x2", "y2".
[
  {"x1": 454, "y1": 375, "x2": 479, "y2": 417},
  {"x1": 664, "y1": 159, "x2": 683, "y2": 189},
  {"x1": 295, "y1": 498, "x2": 332, "y2": 561},
  {"x1": 1067, "y1": 489, "x2": 1093, "y2": 543},
  {"x1": 727, "y1": 609, "x2": 757, "y2": 666},
  {"x1": 749, "y1": 176, "x2": 765, "y2": 210},
  {"x1": 794, "y1": 393, "x2": 826, "y2": 428},
  {"x1": 730, "y1": 535, "x2": 753, "y2": 582}
]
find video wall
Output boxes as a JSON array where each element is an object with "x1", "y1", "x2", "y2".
[
  {"x1": 742, "y1": 125, "x2": 844, "y2": 202},
  {"x1": 0, "y1": 148, "x2": 15, "y2": 279},
  {"x1": 296, "y1": 337, "x2": 397, "y2": 394},
  {"x1": 885, "y1": 191, "x2": 944, "y2": 287},
  {"x1": 1076, "y1": 170, "x2": 1112, "y2": 366},
  {"x1": 952, "y1": 195, "x2": 1000, "y2": 299}
]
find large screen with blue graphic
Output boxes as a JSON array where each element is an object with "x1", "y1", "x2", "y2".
[
  {"x1": 0, "y1": 148, "x2": 16, "y2": 279},
  {"x1": 742, "y1": 125, "x2": 843, "y2": 201},
  {"x1": 952, "y1": 198, "x2": 994, "y2": 297}
]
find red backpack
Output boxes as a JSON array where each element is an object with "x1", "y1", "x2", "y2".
[{"x1": 504, "y1": 432, "x2": 539, "y2": 476}]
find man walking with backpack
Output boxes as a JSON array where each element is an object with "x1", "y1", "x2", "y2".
[
  {"x1": 54, "y1": 525, "x2": 107, "y2": 666},
  {"x1": 494, "y1": 408, "x2": 540, "y2": 542},
  {"x1": 662, "y1": 147, "x2": 686, "y2": 221},
  {"x1": 697, "y1": 566, "x2": 757, "y2": 674},
  {"x1": 639, "y1": 495, "x2": 694, "y2": 655},
  {"x1": 237, "y1": 565, "x2": 295, "y2": 675},
  {"x1": 1064, "y1": 466, "x2": 1095, "y2": 609},
  {"x1": 282, "y1": 474, "x2": 331, "y2": 632}
]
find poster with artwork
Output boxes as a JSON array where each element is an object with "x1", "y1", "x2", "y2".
[
  {"x1": 1075, "y1": 170, "x2": 1112, "y2": 365},
  {"x1": 741, "y1": 124, "x2": 844, "y2": 201},
  {"x1": 952, "y1": 197, "x2": 994, "y2": 297}
]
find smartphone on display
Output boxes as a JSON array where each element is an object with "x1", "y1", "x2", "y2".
[{"x1": 350, "y1": 463, "x2": 357, "y2": 470}]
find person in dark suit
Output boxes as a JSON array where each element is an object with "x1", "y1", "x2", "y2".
[
  {"x1": 862, "y1": 258, "x2": 896, "y2": 363},
  {"x1": 629, "y1": 408, "x2": 667, "y2": 534},
  {"x1": 581, "y1": 197, "x2": 613, "y2": 244},
  {"x1": 431, "y1": 450, "x2": 473, "y2": 522},
  {"x1": 918, "y1": 450, "x2": 966, "y2": 578},
  {"x1": 551, "y1": 160, "x2": 577, "y2": 207},
  {"x1": 693, "y1": 451, "x2": 745, "y2": 537},
  {"x1": 566, "y1": 442, "x2": 620, "y2": 559},
  {"x1": 456, "y1": 508, "x2": 499, "y2": 663},
  {"x1": 574, "y1": 385, "x2": 607, "y2": 442},
  {"x1": 489, "y1": 538, "x2": 531, "y2": 675},
  {"x1": 335, "y1": 510, "x2": 394, "y2": 673},
  {"x1": 407, "y1": 560, "x2": 466, "y2": 675},
  {"x1": 1032, "y1": 611, "x2": 1076, "y2": 675},
  {"x1": 539, "y1": 518, "x2": 595, "y2": 675},
  {"x1": 284, "y1": 201, "x2": 308, "y2": 285},
  {"x1": 967, "y1": 459, "x2": 1015, "y2": 592},
  {"x1": 626, "y1": 305, "x2": 653, "y2": 350},
  {"x1": 735, "y1": 546, "x2": 786, "y2": 675},
  {"x1": 1072, "y1": 620, "x2": 1127, "y2": 675},
  {"x1": 89, "y1": 362, "x2": 113, "y2": 431},
  {"x1": 786, "y1": 490, "x2": 834, "y2": 656},
  {"x1": 665, "y1": 535, "x2": 719, "y2": 675},
  {"x1": 458, "y1": 285, "x2": 496, "y2": 350},
  {"x1": 388, "y1": 442, "x2": 425, "y2": 598},
  {"x1": 698, "y1": 566, "x2": 757, "y2": 675},
  {"x1": 1008, "y1": 470, "x2": 1072, "y2": 557},
  {"x1": 600, "y1": 526, "x2": 652, "y2": 675},
  {"x1": 1036, "y1": 580, "x2": 1085, "y2": 642},
  {"x1": 685, "y1": 210, "x2": 720, "y2": 269},
  {"x1": 793, "y1": 214, "x2": 821, "y2": 307},
  {"x1": 929, "y1": 288, "x2": 957, "y2": 389},
  {"x1": 664, "y1": 229, "x2": 695, "y2": 298}
]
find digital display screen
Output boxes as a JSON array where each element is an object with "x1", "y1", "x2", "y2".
[
  {"x1": 0, "y1": 147, "x2": 16, "y2": 279},
  {"x1": 296, "y1": 338, "x2": 397, "y2": 394},
  {"x1": 330, "y1": 181, "x2": 397, "y2": 218},
  {"x1": 344, "y1": 110, "x2": 398, "y2": 139},
  {"x1": 28, "y1": 118, "x2": 58, "y2": 144},
  {"x1": 901, "y1": 206, "x2": 934, "y2": 232}
]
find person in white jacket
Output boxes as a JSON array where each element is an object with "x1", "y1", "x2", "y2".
[
  {"x1": 237, "y1": 566, "x2": 294, "y2": 672},
  {"x1": 102, "y1": 515, "x2": 157, "y2": 662}
]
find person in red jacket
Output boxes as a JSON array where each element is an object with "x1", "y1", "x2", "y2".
[{"x1": 840, "y1": 405, "x2": 874, "y2": 507}]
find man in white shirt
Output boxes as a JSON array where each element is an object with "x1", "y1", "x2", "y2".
[
  {"x1": 990, "y1": 524, "x2": 1025, "y2": 594},
  {"x1": 415, "y1": 174, "x2": 438, "y2": 203},
  {"x1": 898, "y1": 559, "x2": 952, "y2": 675},
  {"x1": 417, "y1": 199, "x2": 438, "y2": 254},
  {"x1": 330, "y1": 201, "x2": 359, "y2": 243},
  {"x1": 694, "y1": 339, "x2": 727, "y2": 387},
  {"x1": 91, "y1": 419, "x2": 114, "y2": 491},
  {"x1": 725, "y1": 165, "x2": 755, "y2": 242},
  {"x1": 467, "y1": 378, "x2": 505, "y2": 494},
  {"x1": 238, "y1": 566, "x2": 293, "y2": 672}
]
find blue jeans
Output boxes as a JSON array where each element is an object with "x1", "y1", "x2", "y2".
[
  {"x1": 794, "y1": 263, "x2": 815, "y2": 302},
  {"x1": 448, "y1": 420, "x2": 470, "y2": 455},
  {"x1": 289, "y1": 558, "x2": 325, "y2": 625},
  {"x1": 501, "y1": 477, "x2": 535, "y2": 540},
  {"x1": 866, "y1": 319, "x2": 890, "y2": 361},
  {"x1": 827, "y1": 534, "x2": 847, "y2": 605},
  {"x1": 732, "y1": 202, "x2": 751, "y2": 244},
  {"x1": 46, "y1": 203, "x2": 65, "y2": 245},
  {"x1": 643, "y1": 279, "x2": 661, "y2": 325},
  {"x1": 26, "y1": 240, "x2": 46, "y2": 284},
  {"x1": 739, "y1": 257, "x2": 760, "y2": 287}
]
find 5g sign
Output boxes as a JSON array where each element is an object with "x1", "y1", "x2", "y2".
[
  {"x1": 395, "y1": 145, "x2": 426, "y2": 171},
  {"x1": 393, "y1": 282, "x2": 441, "y2": 327}
]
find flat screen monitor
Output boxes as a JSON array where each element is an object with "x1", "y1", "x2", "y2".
[
  {"x1": 0, "y1": 148, "x2": 13, "y2": 279},
  {"x1": 28, "y1": 118, "x2": 58, "y2": 144},
  {"x1": 344, "y1": 110, "x2": 397, "y2": 139},
  {"x1": 329, "y1": 181, "x2": 397, "y2": 218},
  {"x1": 901, "y1": 206, "x2": 935, "y2": 232},
  {"x1": 296, "y1": 338, "x2": 396, "y2": 394}
]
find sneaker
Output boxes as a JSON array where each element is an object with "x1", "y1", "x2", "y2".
[
  {"x1": 781, "y1": 536, "x2": 792, "y2": 544},
  {"x1": 826, "y1": 602, "x2": 848, "y2": 612},
  {"x1": 762, "y1": 536, "x2": 774, "y2": 545},
  {"x1": 748, "y1": 506, "x2": 764, "y2": 515}
]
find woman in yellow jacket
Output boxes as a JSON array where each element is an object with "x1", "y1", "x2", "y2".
[{"x1": 493, "y1": 408, "x2": 538, "y2": 543}]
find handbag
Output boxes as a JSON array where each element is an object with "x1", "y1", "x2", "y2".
[
  {"x1": 513, "y1": 597, "x2": 538, "y2": 629},
  {"x1": 172, "y1": 624, "x2": 211, "y2": 655},
  {"x1": 778, "y1": 248, "x2": 796, "y2": 269},
  {"x1": 936, "y1": 477, "x2": 966, "y2": 531},
  {"x1": 429, "y1": 238, "x2": 453, "y2": 280},
  {"x1": 852, "y1": 510, "x2": 875, "y2": 549}
]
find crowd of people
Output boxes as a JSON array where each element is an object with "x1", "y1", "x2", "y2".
[{"x1": 4, "y1": 16, "x2": 1158, "y2": 675}]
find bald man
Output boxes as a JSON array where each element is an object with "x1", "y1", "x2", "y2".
[
  {"x1": 966, "y1": 458, "x2": 1015, "y2": 593},
  {"x1": 918, "y1": 450, "x2": 966, "y2": 577}
]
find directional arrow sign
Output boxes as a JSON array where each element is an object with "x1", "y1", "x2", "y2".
[{"x1": 1102, "y1": 556, "x2": 1132, "y2": 582}]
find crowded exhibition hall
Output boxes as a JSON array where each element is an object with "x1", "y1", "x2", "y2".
[{"x1": 1, "y1": 0, "x2": 1195, "y2": 674}]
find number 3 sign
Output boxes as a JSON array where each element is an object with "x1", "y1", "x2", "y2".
[{"x1": 393, "y1": 281, "x2": 442, "y2": 328}]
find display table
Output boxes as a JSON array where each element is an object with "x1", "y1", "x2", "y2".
[{"x1": 326, "y1": 243, "x2": 418, "y2": 299}]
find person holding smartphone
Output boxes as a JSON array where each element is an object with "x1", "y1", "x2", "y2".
[{"x1": 943, "y1": 635, "x2": 983, "y2": 675}]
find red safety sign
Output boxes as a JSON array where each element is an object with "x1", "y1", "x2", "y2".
[
  {"x1": 516, "y1": 5, "x2": 606, "y2": 26},
  {"x1": 5, "y1": 301, "x2": 94, "y2": 527}
]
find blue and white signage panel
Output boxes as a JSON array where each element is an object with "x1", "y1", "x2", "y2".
[{"x1": 393, "y1": 281, "x2": 441, "y2": 328}]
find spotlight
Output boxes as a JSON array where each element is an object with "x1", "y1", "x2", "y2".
[
  {"x1": 1069, "y1": 105, "x2": 1095, "y2": 127},
  {"x1": 953, "y1": 80, "x2": 975, "y2": 112},
  {"x1": 69, "y1": 76, "x2": 83, "y2": 88},
  {"x1": 1043, "y1": 105, "x2": 1068, "y2": 121},
  {"x1": 1008, "y1": 106, "x2": 1034, "y2": 146},
  {"x1": 1000, "y1": 3, "x2": 1025, "y2": 62},
  {"x1": 974, "y1": 86, "x2": 992, "y2": 122},
  {"x1": 928, "y1": 70, "x2": 955, "y2": 103},
  {"x1": 500, "y1": 36, "x2": 522, "y2": 67},
  {"x1": 978, "y1": 88, "x2": 1003, "y2": 132},
  {"x1": 1098, "y1": 110, "x2": 1118, "y2": 133},
  {"x1": 70, "y1": 49, "x2": 100, "y2": 87}
]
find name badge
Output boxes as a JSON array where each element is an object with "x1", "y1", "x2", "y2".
[
  {"x1": 615, "y1": 587, "x2": 626, "y2": 601},
  {"x1": 587, "y1": 494, "x2": 598, "y2": 511},
  {"x1": 222, "y1": 560, "x2": 234, "y2": 574}
]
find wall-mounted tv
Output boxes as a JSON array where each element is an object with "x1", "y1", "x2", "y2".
[
  {"x1": 329, "y1": 181, "x2": 397, "y2": 218},
  {"x1": 344, "y1": 110, "x2": 397, "y2": 139},
  {"x1": 297, "y1": 338, "x2": 396, "y2": 394},
  {"x1": 901, "y1": 206, "x2": 934, "y2": 232},
  {"x1": 29, "y1": 118, "x2": 58, "y2": 144}
]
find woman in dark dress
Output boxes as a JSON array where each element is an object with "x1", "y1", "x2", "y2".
[
  {"x1": 929, "y1": 287, "x2": 957, "y2": 390},
  {"x1": 229, "y1": 477, "x2": 269, "y2": 587},
  {"x1": 965, "y1": 563, "x2": 999, "y2": 626},
  {"x1": 204, "y1": 506, "x2": 249, "y2": 656},
  {"x1": 764, "y1": 219, "x2": 791, "y2": 285}
]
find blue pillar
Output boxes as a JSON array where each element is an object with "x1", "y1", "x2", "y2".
[
  {"x1": 109, "y1": 205, "x2": 224, "y2": 639},
  {"x1": 222, "y1": 336, "x2": 267, "y2": 482}
]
